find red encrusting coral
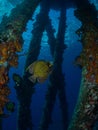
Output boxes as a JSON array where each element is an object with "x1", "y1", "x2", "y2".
[
  {"x1": 70, "y1": 22, "x2": 98, "y2": 129},
  {"x1": 0, "y1": 20, "x2": 22, "y2": 115},
  {"x1": 76, "y1": 23, "x2": 98, "y2": 84}
]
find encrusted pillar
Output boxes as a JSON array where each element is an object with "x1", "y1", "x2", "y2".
[
  {"x1": 0, "y1": 0, "x2": 41, "y2": 129},
  {"x1": 39, "y1": 5, "x2": 68, "y2": 130},
  {"x1": 13, "y1": 0, "x2": 51, "y2": 130},
  {"x1": 68, "y1": 0, "x2": 98, "y2": 129}
]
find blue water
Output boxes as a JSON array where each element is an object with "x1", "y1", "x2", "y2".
[{"x1": 1, "y1": 0, "x2": 97, "y2": 130}]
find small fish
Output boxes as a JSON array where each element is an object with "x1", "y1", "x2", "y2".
[
  {"x1": 6, "y1": 102, "x2": 15, "y2": 113},
  {"x1": 26, "y1": 60, "x2": 53, "y2": 83},
  {"x1": 13, "y1": 73, "x2": 22, "y2": 86}
]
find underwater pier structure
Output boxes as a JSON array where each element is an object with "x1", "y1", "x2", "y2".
[
  {"x1": 14, "y1": 0, "x2": 52, "y2": 130},
  {"x1": 39, "y1": 4, "x2": 68, "y2": 130},
  {"x1": 13, "y1": 0, "x2": 69, "y2": 129},
  {"x1": 0, "y1": 0, "x2": 98, "y2": 130},
  {"x1": 15, "y1": 0, "x2": 68, "y2": 130},
  {"x1": 0, "y1": 0, "x2": 41, "y2": 129},
  {"x1": 68, "y1": 0, "x2": 98, "y2": 129}
]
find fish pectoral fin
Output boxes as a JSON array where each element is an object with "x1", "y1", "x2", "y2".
[
  {"x1": 37, "y1": 77, "x2": 46, "y2": 83},
  {"x1": 28, "y1": 75, "x2": 36, "y2": 83}
]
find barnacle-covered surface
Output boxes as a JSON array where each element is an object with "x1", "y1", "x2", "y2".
[
  {"x1": 68, "y1": 1, "x2": 98, "y2": 129},
  {"x1": 75, "y1": 23, "x2": 98, "y2": 83},
  {"x1": 0, "y1": 0, "x2": 41, "y2": 117}
]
